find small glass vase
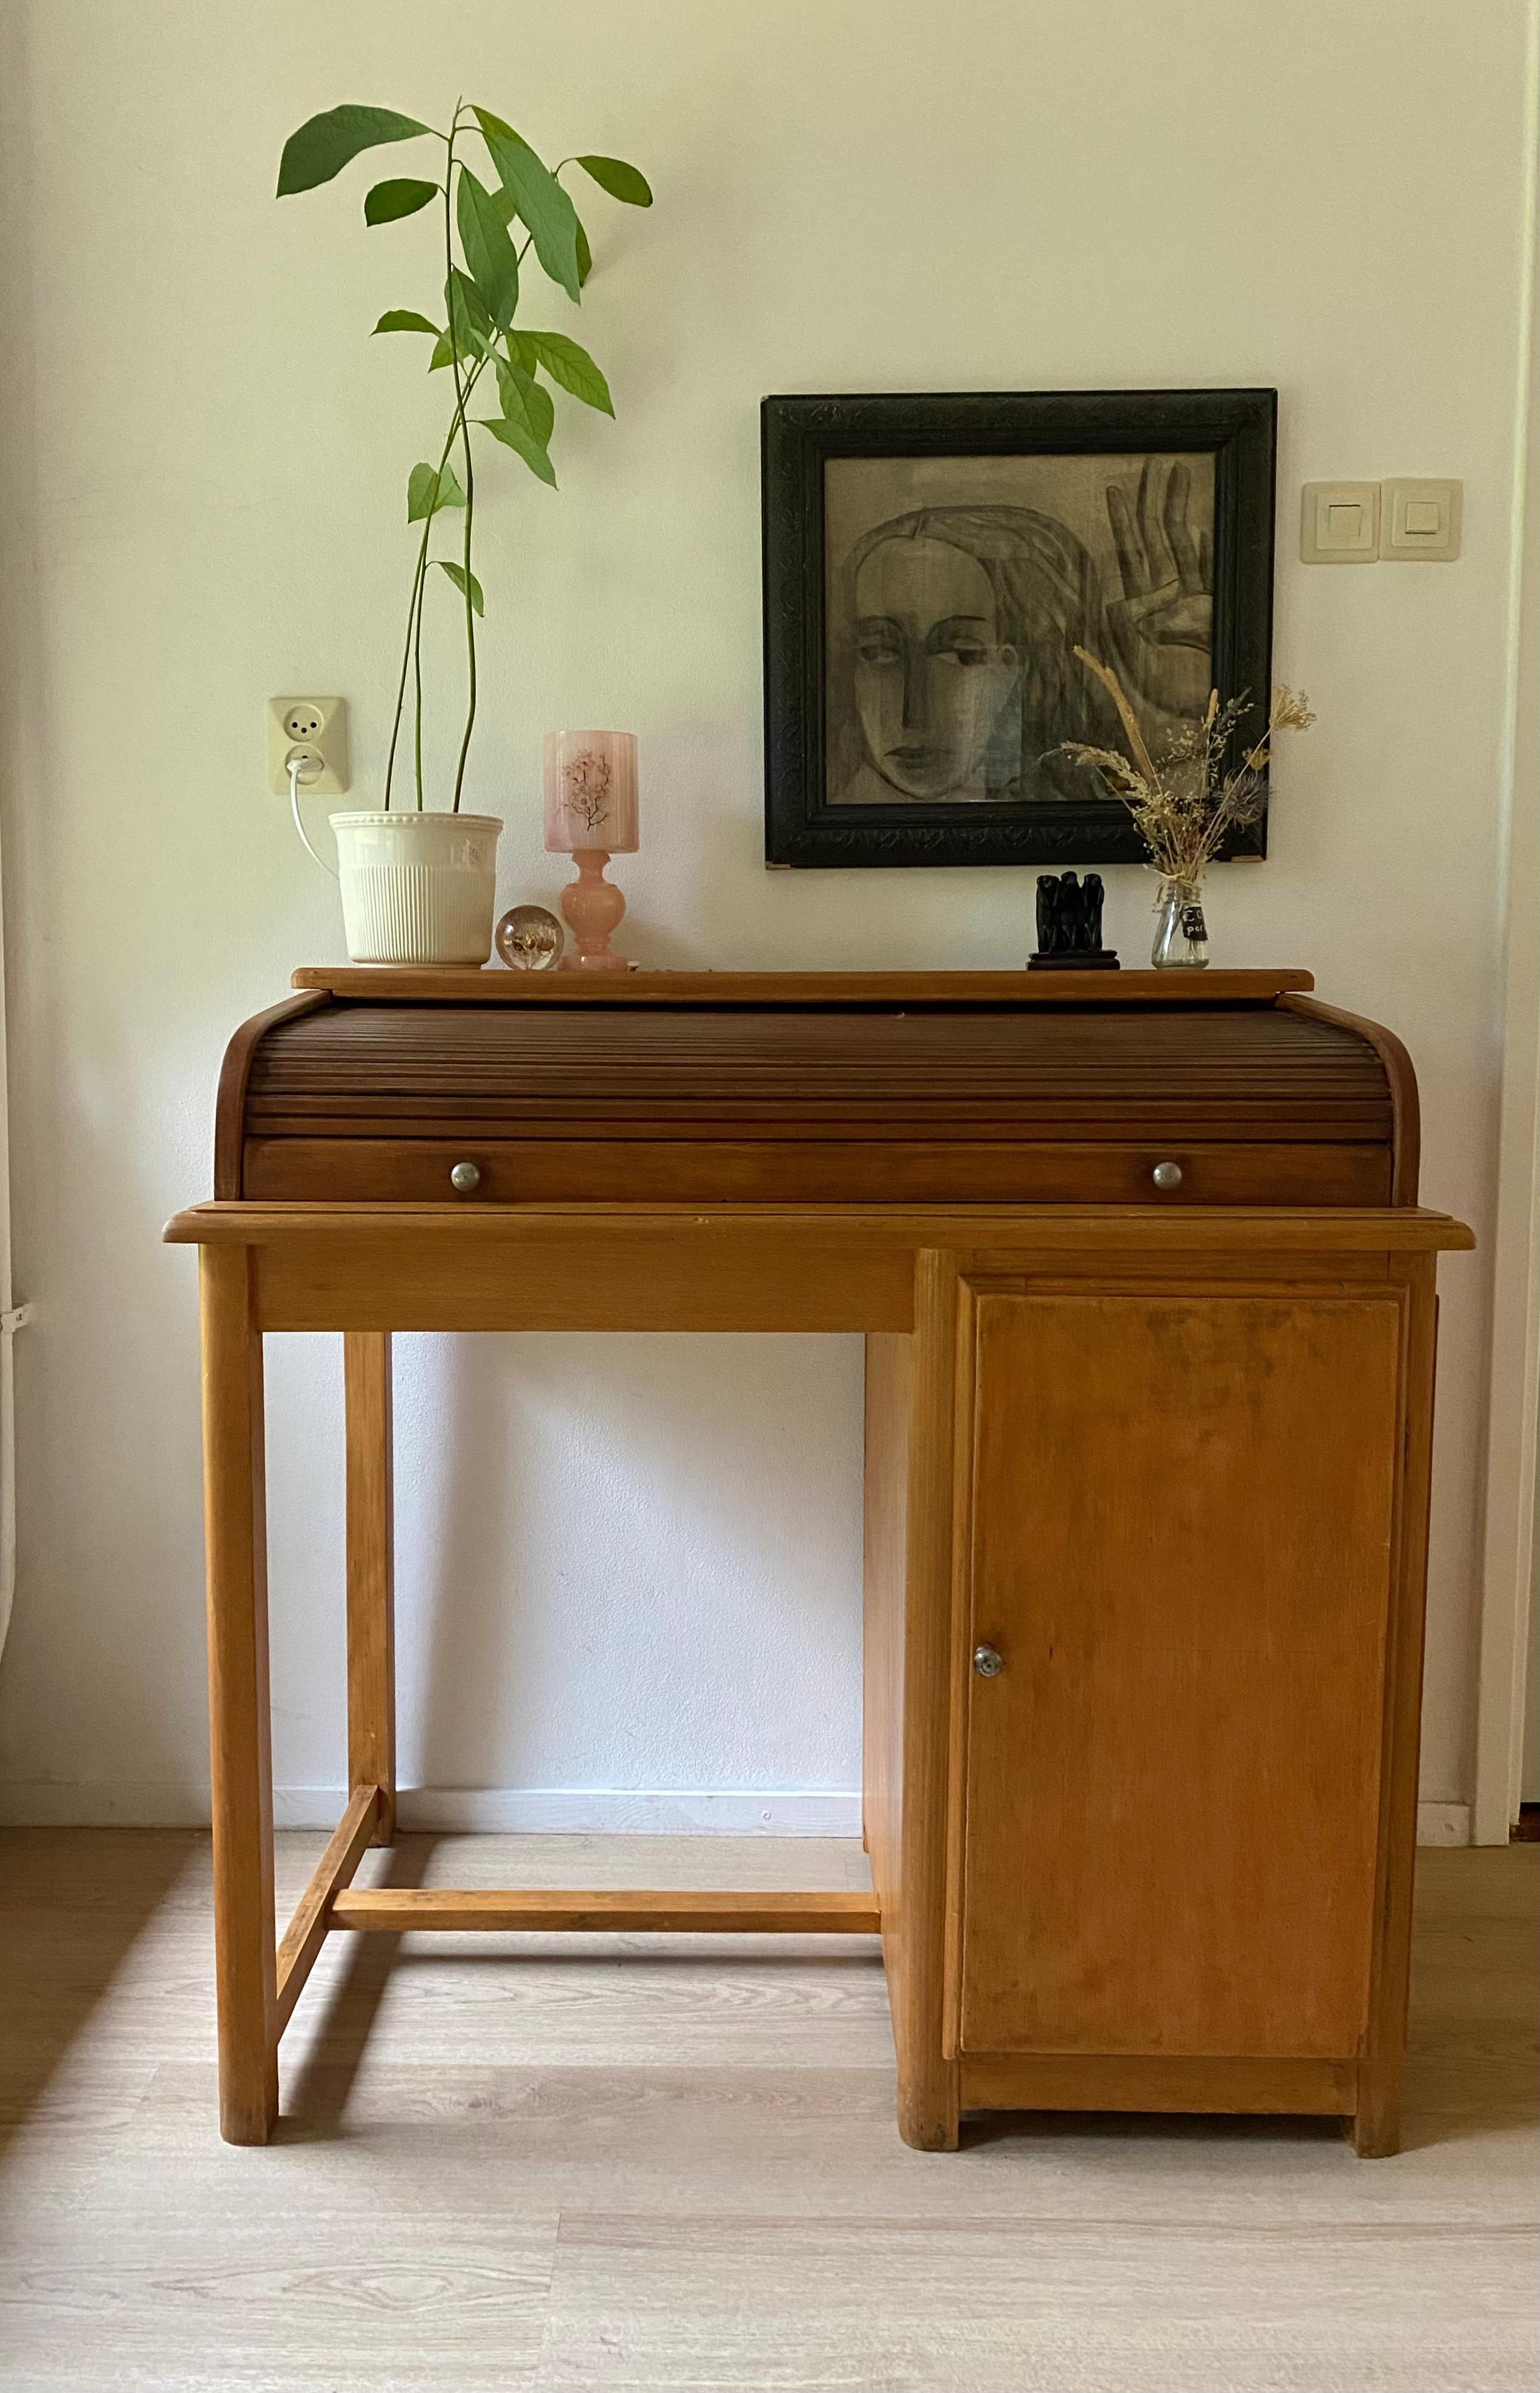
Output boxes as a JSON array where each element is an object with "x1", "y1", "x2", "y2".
[{"x1": 1151, "y1": 881, "x2": 1209, "y2": 970}]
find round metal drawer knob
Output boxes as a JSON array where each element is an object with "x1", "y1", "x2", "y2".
[
  {"x1": 1151, "y1": 1160, "x2": 1184, "y2": 1191},
  {"x1": 449, "y1": 1160, "x2": 482, "y2": 1194},
  {"x1": 973, "y1": 1644, "x2": 1004, "y2": 1679}
]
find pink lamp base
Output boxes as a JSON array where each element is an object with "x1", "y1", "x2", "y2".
[{"x1": 558, "y1": 848, "x2": 629, "y2": 971}]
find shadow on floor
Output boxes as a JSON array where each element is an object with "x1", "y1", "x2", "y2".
[
  {"x1": 0, "y1": 1826, "x2": 200, "y2": 2153},
  {"x1": 279, "y1": 1832, "x2": 436, "y2": 2140}
]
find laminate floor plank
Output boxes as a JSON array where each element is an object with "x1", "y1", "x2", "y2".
[{"x1": 0, "y1": 1834, "x2": 1533, "y2": 2393}]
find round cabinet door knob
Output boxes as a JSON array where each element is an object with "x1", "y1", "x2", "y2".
[
  {"x1": 449, "y1": 1160, "x2": 481, "y2": 1194},
  {"x1": 1151, "y1": 1160, "x2": 1184, "y2": 1190},
  {"x1": 973, "y1": 1644, "x2": 1004, "y2": 1678}
]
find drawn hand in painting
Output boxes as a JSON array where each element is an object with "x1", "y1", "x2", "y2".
[{"x1": 1105, "y1": 457, "x2": 1213, "y2": 721}]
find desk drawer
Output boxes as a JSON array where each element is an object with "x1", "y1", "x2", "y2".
[{"x1": 243, "y1": 1137, "x2": 1393, "y2": 1207}]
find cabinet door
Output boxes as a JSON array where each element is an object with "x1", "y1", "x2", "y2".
[{"x1": 960, "y1": 1288, "x2": 1402, "y2": 2059}]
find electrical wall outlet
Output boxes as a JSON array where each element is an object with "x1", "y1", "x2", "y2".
[{"x1": 266, "y1": 696, "x2": 350, "y2": 796}]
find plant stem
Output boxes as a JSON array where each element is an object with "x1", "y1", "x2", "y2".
[
  {"x1": 383, "y1": 362, "x2": 485, "y2": 810},
  {"x1": 385, "y1": 520, "x2": 431, "y2": 810},
  {"x1": 451, "y1": 414, "x2": 477, "y2": 813},
  {"x1": 441, "y1": 107, "x2": 480, "y2": 815}
]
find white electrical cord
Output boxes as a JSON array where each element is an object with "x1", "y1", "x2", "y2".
[{"x1": 288, "y1": 751, "x2": 337, "y2": 877}]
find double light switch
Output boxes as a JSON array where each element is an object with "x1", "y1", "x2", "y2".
[{"x1": 1300, "y1": 478, "x2": 1461, "y2": 563}]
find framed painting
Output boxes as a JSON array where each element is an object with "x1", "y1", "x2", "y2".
[{"x1": 762, "y1": 388, "x2": 1276, "y2": 868}]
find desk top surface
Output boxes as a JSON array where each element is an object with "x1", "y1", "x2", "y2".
[{"x1": 290, "y1": 967, "x2": 1314, "y2": 1008}]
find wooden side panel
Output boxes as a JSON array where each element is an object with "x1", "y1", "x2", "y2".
[
  {"x1": 889, "y1": 1253, "x2": 963, "y2": 2148},
  {"x1": 862, "y1": 1333, "x2": 911, "y2": 1933},
  {"x1": 1283, "y1": 993, "x2": 1421, "y2": 1203},
  {"x1": 213, "y1": 991, "x2": 329, "y2": 1199},
  {"x1": 1355, "y1": 1262, "x2": 1439, "y2": 2154},
  {"x1": 960, "y1": 1286, "x2": 1404, "y2": 2059}
]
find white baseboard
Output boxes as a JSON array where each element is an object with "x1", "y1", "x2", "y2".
[
  {"x1": 0, "y1": 1781, "x2": 864, "y2": 1835},
  {"x1": 391, "y1": 1788, "x2": 864, "y2": 1836},
  {"x1": 0, "y1": 1782, "x2": 1472, "y2": 1845},
  {"x1": 1416, "y1": 1801, "x2": 1472, "y2": 1847}
]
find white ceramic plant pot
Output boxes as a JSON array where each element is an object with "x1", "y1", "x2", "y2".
[{"x1": 330, "y1": 811, "x2": 502, "y2": 965}]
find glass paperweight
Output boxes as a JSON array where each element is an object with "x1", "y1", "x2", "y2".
[{"x1": 495, "y1": 904, "x2": 564, "y2": 971}]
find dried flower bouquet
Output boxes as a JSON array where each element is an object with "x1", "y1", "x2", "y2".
[{"x1": 1057, "y1": 647, "x2": 1315, "y2": 900}]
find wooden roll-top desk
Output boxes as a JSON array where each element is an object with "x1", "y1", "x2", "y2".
[{"x1": 166, "y1": 967, "x2": 1472, "y2": 2153}]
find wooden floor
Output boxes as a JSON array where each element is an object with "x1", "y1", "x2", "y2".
[{"x1": 0, "y1": 1833, "x2": 1534, "y2": 2393}]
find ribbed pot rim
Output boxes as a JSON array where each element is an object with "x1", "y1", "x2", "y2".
[{"x1": 330, "y1": 810, "x2": 503, "y2": 832}]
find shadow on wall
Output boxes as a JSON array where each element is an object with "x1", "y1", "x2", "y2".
[{"x1": 399, "y1": 1330, "x2": 867, "y2": 1799}]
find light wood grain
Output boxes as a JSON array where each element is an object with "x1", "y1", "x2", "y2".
[
  {"x1": 2, "y1": 1834, "x2": 1530, "y2": 2393},
  {"x1": 252, "y1": 1224, "x2": 919, "y2": 1334},
  {"x1": 290, "y1": 965, "x2": 1316, "y2": 1004},
  {"x1": 328, "y1": 1887, "x2": 881, "y2": 1934},
  {"x1": 960, "y1": 1285, "x2": 1403, "y2": 2060},
  {"x1": 274, "y1": 1784, "x2": 380, "y2": 2030},
  {"x1": 344, "y1": 1331, "x2": 395, "y2": 1844},
  {"x1": 197, "y1": 1244, "x2": 278, "y2": 2145},
  {"x1": 958, "y1": 2052, "x2": 1357, "y2": 2113},
  {"x1": 162, "y1": 1199, "x2": 1476, "y2": 1254}
]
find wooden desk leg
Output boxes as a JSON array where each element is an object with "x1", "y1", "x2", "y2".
[
  {"x1": 345, "y1": 1331, "x2": 396, "y2": 1844},
  {"x1": 199, "y1": 1245, "x2": 279, "y2": 2145}
]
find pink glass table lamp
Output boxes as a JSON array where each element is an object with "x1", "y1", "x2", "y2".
[{"x1": 543, "y1": 729, "x2": 638, "y2": 971}]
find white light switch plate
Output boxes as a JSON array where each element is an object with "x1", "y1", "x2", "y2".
[
  {"x1": 1380, "y1": 478, "x2": 1462, "y2": 561},
  {"x1": 1300, "y1": 482, "x2": 1380, "y2": 563},
  {"x1": 266, "y1": 696, "x2": 350, "y2": 796}
]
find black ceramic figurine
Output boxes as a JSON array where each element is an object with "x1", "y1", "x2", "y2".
[{"x1": 1028, "y1": 870, "x2": 1120, "y2": 970}]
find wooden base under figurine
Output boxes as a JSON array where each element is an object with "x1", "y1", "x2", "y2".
[{"x1": 1028, "y1": 870, "x2": 1120, "y2": 971}]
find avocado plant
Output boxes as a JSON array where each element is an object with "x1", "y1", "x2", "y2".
[{"x1": 278, "y1": 101, "x2": 651, "y2": 809}]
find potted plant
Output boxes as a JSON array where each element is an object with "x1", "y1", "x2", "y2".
[{"x1": 277, "y1": 99, "x2": 651, "y2": 963}]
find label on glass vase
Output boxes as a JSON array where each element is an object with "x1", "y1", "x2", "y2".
[{"x1": 1180, "y1": 901, "x2": 1208, "y2": 941}]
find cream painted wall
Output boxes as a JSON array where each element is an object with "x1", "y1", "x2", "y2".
[{"x1": 0, "y1": 0, "x2": 1531, "y2": 1824}]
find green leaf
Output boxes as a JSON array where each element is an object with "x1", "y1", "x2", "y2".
[
  {"x1": 435, "y1": 559, "x2": 484, "y2": 615},
  {"x1": 472, "y1": 108, "x2": 581, "y2": 302},
  {"x1": 364, "y1": 176, "x2": 438, "y2": 225},
  {"x1": 277, "y1": 105, "x2": 431, "y2": 197},
  {"x1": 446, "y1": 268, "x2": 493, "y2": 346},
  {"x1": 455, "y1": 165, "x2": 520, "y2": 328},
  {"x1": 406, "y1": 459, "x2": 467, "y2": 521},
  {"x1": 574, "y1": 216, "x2": 593, "y2": 286},
  {"x1": 575, "y1": 154, "x2": 652, "y2": 207},
  {"x1": 509, "y1": 329, "x2": 613, "y2": 414},
  {"x1": 428, "y1": 329, "x2": 455, "y2": 370},
  {"x1": 495, "y1": 356, "x2": 555, "y2": 447},
  {"x1": 478, "y1": 415, "x2": 558, "y2": 487},
  {"x1": 372, "y1": 308, "x2": 440, "y2": 337}
]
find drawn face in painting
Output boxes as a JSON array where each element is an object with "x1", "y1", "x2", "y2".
[{"x1": 852, "y1": 534, "x2": 1021, "y2": 799}]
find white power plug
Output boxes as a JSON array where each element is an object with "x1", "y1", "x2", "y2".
[{"x1": 266, "y1": 697, "x2": 350, "y2": 796}]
